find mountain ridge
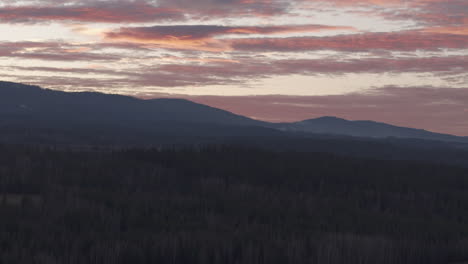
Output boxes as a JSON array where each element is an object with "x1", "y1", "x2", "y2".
[
  {"x1": 276, "y1": 116, "x2": 467, "y2": 143},
  {"x1": 1, "y1": 81, "x2": 467, "y2": 144},
  {"x1": 0, "y1": 81, "x2": 263, "y2": 126}
]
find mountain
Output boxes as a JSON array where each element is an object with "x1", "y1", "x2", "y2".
[
  {"x1": 276, "y1": 116, "x2": 468, "y2": 143},
  {"x1": 0, "y1": 81, "x2": 278, "y2": 144},
  {"x1": 1, "y1": 81, "x2": 468, "y2": 167},
  {"x1": 1, "y1": 81, "x2": 467, "y2": 145},
  {"x1": 0, "y1": 81, "x2": 265, "y2": 126}
]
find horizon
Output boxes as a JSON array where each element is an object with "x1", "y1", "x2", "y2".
[
  {"x1": 0, "y1": 0, "x2": 467, "y2": 135},
  {"x1": 2, "y1": 80, "x2": 467, "y2": 137}
]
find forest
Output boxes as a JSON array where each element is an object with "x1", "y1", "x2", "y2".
[{"x1": 0, "y1": 144, "x2": 468, "y2": 264}]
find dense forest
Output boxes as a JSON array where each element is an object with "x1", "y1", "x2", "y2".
[{"x1": 1, "y1": 144, "x2": 468, "y2": 264}]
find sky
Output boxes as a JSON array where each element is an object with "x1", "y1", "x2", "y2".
[{"x1": 0, "y1": 0, "x2": 467, "y2": 136}]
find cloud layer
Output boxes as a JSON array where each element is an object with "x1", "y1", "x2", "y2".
[{"x1": 0, "y1": 2, "x2": 183, "y2": 23}]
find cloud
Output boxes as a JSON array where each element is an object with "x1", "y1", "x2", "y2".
[
  {"x1": 108, "y1": 24, "x2": 353, "y2": 40},
  {"x1": 153, "y1": 55, "x2": 467, "y2": 81},
  {"x1": 107, "y1": 28, "x2": 468, "y2": 53},
  {"x1": 1, "y1": 0, "x2": 466, "y2": 30},
  {"x1": 0, "y1": 0, "x2": 291, "y2": 23},
  {"x1": 159, "y1": 0, "x2": 290, "y2": 17},
  {"x1": 6, "y1": 66, "x2": 123, "y2": 76},
  {"x1": 105, "y1": 24, "x2": 355, "y2": 51},
  {"x1": 344, "y1": 0, "x2": 468, "y2": 30},
  {"x1": 0, "y1": 41, "x2": 120, "y2": 61},
  {"x1": 6, "y1": 52, "x2": 464, "y2": 88},
  {"x1": 274, "y1": 56, "x2": 468, "y2": 74},
  {"x1": 415, "y1": 0, "x2": 468, "y2": 27},
  {"x1": 0, "y1": 2, "x2": 183, "y2": 23},
  {"x1": 231, "y1": 31, "x2": 468, "y2": 52}
]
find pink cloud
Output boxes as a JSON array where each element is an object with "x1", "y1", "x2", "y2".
[
  {"x1": 105, "y1": 28, "x2": 468, "y2": 53},
  {"x1": 4, "y1": 45, "x2": 465, "y2": 87},
  {"x1": 107, "y1": 24, "x2": 354, "y2": 40},
  {"x1": 0, "y1": 2, "x2": 183, "y2": 23},
  {"x1": 0, "y1": 0, "x2": 291, "y2": 24},
  {"x1": 159, "y1": 0, "x2": 289, "y2": 17},
  {"x1": 105, "y1": 24, "x2": 355, "y2": 51},
  {"x1": 231, "y1": 31, "x2": 468, "y2": 52}
]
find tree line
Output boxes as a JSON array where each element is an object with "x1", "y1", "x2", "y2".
[{"x1": 0, "y1": 144, "x2": 467, "y2": 264}]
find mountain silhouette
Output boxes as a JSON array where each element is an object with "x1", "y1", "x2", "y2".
[
  {"x1": 0, "y1": 81, "x2": 264, "y2": 126},
  {"x1": 276, "y1": 116, "x2": 468, "y2": 143},
  {"x1": 1, "y1": 81, "x2": 466, "y2": 144},
  {"x1": 0, "y1": 81, "x2": 280, "y2": 144}
]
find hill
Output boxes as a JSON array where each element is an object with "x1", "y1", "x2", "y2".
[
  {"x1": 276, "y1": 116, "x2": 468, "y2": 143},
  {"x1": 1, "y1": 81, "x2": 467, "y2": 167},
  {"x1": 0, "y1": 81, "x2": 279, "y2": 143}
]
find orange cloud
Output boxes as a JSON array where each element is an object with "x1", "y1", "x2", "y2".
[
  {"x1": 424, "y1": 26, "x2": 468, "y2": 35},
  {"x1": 106, "y1": 24, "x2": 355, "y2": 51}
]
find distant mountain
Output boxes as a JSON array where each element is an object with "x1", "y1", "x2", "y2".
[
  {"x1": 0, "y1": 81, "x2": 265, "y2": 126},
  {"x1": 276, "y1": 116, "x2": 468, "y2": 143},
  {"x1": 1, "y1": 81, "x2": 466, "y2": 145},
  {"x1": 0, "y1": 81, "x2": 278, "y2": 144}
]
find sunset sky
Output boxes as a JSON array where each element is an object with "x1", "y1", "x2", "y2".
[{"x1": 0, "y1": 0, "x2": 467, "y2": 135}]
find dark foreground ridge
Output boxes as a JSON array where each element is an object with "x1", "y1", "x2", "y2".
[{"x1": 1, "y1": 144, "x2": 468, "y2": 264}]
